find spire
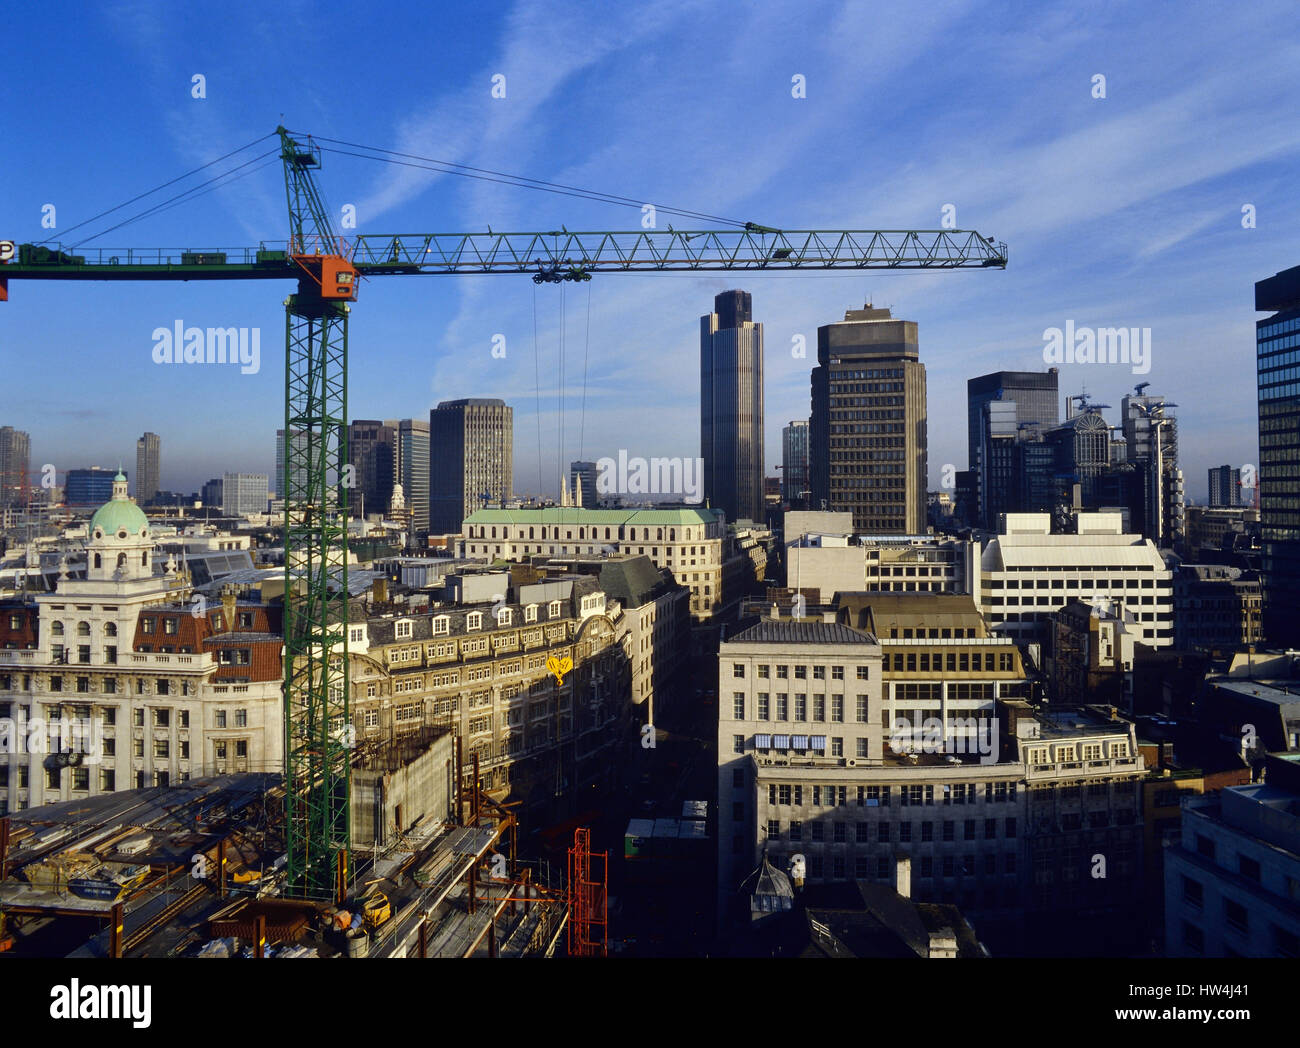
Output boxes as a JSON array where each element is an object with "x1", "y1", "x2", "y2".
[
  {"x1": 561, "y1": 473, "x2": 570, "y2": 508},
  {"x1": 575, "y1": 472, "x2": 584, "y2": 509}
]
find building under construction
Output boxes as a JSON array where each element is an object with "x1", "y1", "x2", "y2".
[{"x1": 0, "y1": 728, "x2": 602, "y2": 957}]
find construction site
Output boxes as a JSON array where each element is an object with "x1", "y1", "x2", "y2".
[{"x1": 0, "y1": 729, "x2": 607, "y2": 958}]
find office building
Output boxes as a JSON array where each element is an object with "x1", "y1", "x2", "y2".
[
  {"x1": 429, "y1": 399, "x2": 512, "y2": 535},
  {"x1": 810, "y1": 304, "x2": 927, "y2": 534},
  {"x1": 201, "y1": 477, "x2": 223, "y2": 508},
  {"x1": 966, "y1": 369, "x2": 1059, "y2": 477},
  {"x1": 569, "y1": 460, "x2": 598, "y2": 509},
  {"x1": 1209, "y1": 465, "x2": 1244, "y2": 508},
  {"x1": 135, "y1": 432, "x2": 161, "y2": 504},
  {"x1": 347, "y1": 419, "x2": 394, "y2": 519},
  {"x1": 0, "y1": 426, "x2": 32, "y2": 509},
  {"x1": 1045, "y1": 403, "x2": 1111, "y2": 508},
  {"x1": 387, "y1": 418, "x2": 430, "y2": 538},
  {"x1": 1256, "y1": 264, "x2": 1300, "y2": 645},
  {"x1": 221, "y1": 473, "x2": 269, "y2": 517},
  {"x1": 461, "y1": 506, "x2": 748, "y2": 623},
  {"x1": 700, "y1": 290, "x2": 764, "y2": 524},
  {"x1": 781, "y1": 420, "x2": 809, "y2": 504},
  {"x1": 1121, "y1": 390, "x2": 1184, "y2": 547},
  {"x1": 1173, "y1": 564, "x2": 1262, "y2": 653},
  {"x1": 65, "y1": 467, "x2": 120, "y2": 507},
  {"x1": 972, "y1": 512, "x2": 1173, "y2": 648},
  {"x1": 1164, "y1": 752, "x2": 1300, "y2": 957}
]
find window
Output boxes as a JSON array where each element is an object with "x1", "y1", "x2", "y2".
[
  {"x1": 432, "y1": 616, "x2": 450, "y2": 636},
  {"x1": 812, "y1": 666, "x2": 825, "y2": 680},
  {"x1": 856, "y1": 665, "x2": 870, "y2": 680},
  {"x1": 766, "y1": 820, "x2": 780, "y2": 840},
  {"x1": 831, "y1": 696, "x2": 843, "y2": 722},
  {"x1": 789, "y1": 821, "x2": 802, "y2": 842},
  {"x1": 525, "y1": 605, "x2": 538, "y2": 623},
  {"x1": 794, "y1": 666, "x2": 806, "y2": 680},
  {"x1": 757, "y1": 665, "x2": 769, "y2": 679},
  {"x1": 733, "y1": 734, "x2": 744, "y2": 754},
  {"x1": 856, "y1": 738, "x2": 868, "y2": 758},
  {"x1": 921, "y1": 822, "x2": 934, "y2": 842},
  {"x1": 395, "y1": 620, "x2": 413, "y2": 639},
  {"x1": 1224, "y1": 899, "x2": 1248, "y2": 934},
  {"x1": 776, "y1": 695, "x2": 788, "y2": 720},
  {"x1": 757, "y1": 693, "x2": 770, "y2": 719},
  {"x1": 235, "y1": 709, "x2": 248, "y2": 728},
  {"x1": 733, "y1": 663, "x2": 745, "y2": 678},
  {"x1": 162, "y1": 618, "x2": 178, "y2": 635},
  {"x1": 776, "y1": 665, "x2": 788, "y2": 680},
  {"x1": 466, "y1": 612, "x2": 483, "y2": 631},
  {"x1": 794, "y1": 694, "x2": 806, "y2": 720},
  {"x1": 1195, "y1": 834, "x2": 1216, "y2": 860},
  {"x1": 855, "y1": 695, "x2": 868, "y2": 722},
  {"x1": 548, "y1": 601, "x2": 562, "y2": 619},
  {"x1": 985, "y1": 818, "x2": 997, "y2": 840},
  {"x1": 899, "y1": 823, "x2": 912, "y2": 843},
  {"x1": 733, "y1": 694, "x2": 745, "y2": 719},
  {"x1": 831, "y1": 737, "x2": 843, "y2": 757},
  {"x1": 943, "y1": 820, "x2": 955, "y2": 842},
  {"x1": 215, "y1": 710, "x2": 227, "y2": 728},
  {"x1": 1239, "y1": 855, "x2": 1261, "y2": 882},
  {"x1": 813, "y1": 695, "x2": 824, "y2": 721}
]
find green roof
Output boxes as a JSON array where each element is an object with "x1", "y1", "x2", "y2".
[
  {"x1": 90, "y1": 497, "x2": 149, "y2": 537},
  {"x1": 464, "y1": 507, "x2": 722, "y2": 526}
]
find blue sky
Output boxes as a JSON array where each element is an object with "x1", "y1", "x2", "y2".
[{"x1": 1, "y1": 0, "x2": 1297, "y2": 502}]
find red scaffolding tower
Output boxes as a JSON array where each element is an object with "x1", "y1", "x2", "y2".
[{"x1": 567, "y1": 827, "x2": 607, "y2": 957}]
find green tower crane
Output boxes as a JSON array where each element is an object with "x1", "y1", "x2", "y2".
[{"x1": 0, "y1": 127, "x2": 1008, "y2": 901}]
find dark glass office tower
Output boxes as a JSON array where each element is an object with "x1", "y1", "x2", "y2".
[
  {"x1": 347, "y1": 419, "x2": 394, "y2": 519},
  {"x1": 429, "y1": 399, "x2": 512, "y2": 535},
  {"x1": 967, "y1": 369, "x2": 1059, "y2": 472},
  {"x1": 701, "y1": 290, "x2": 764, "y2": 523},
  {"x1": 1257, "y1": 264, "x2": 1300, "y2": 645}
]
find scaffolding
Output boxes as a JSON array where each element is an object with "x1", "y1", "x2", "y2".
[{"x1": 567, "y1": 827, "x2": 607, "y2": 957}]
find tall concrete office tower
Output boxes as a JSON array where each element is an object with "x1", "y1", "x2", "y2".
[
  {"x1": 135, "y1": 432, "x2": 161, "y2": 504},
  {"x1": 1208, "y1": 465, "x2": 1244, "y2": 508},
  {"x1": 1257, "y1": 263, "x2": 1300, "y2": 645},
  {"x1": 346, "y1": 419, "x2": 394, "y2": 519},
  {"x1": 701, "y1": 290, "x2": 764, "y2": 524},
  {"x1": 781, "y1": 420, "x2": 809, "y2": 503},
  {"x1": 0, "y1": 426, "x2": 31, "y2": 509},
  {"x1": 429, "y1": 399, "x2": 513, "y2": 535},
  {"x1": 810, "y1": 304, "x2": 927, "y2": 534},
  {"x1": 387, "y1": 418, "x2": 430, "y2": 538},
  {"x1": 569, "y1": 460, "x2": 598, "y2": 509}
]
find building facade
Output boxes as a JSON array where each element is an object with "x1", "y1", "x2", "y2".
[
  {"x1": 347, "y1": 419, "x2": 395, "y2": 519},
  {"x1": 966, "y1": 369, "x2": 1059, "y2": 477},
  {"x1": 781, "y1": 420, "x2": 809, "y2": 504},
  {"x1": 388, "y1": 418, "x2": 431, "y2": 539},
  {"x1": 221, "y1": 473, "x2": 269, "y2": 517},
  {"x1": 135, "y1": 432, "x2": 161, "y2": 505},
  {"x1": 429, "y1": 399, "x2": 513, "y2": 536},
  {"x1": 1256, "y1": 264, "x2": 1300, "y2": 646},
  {"x1": 701, "y1": 290, "x2": 765, "y2": 524},
  {"x1": 0, "y1": 427, "x2": 31, "y2": 509},
  {"x1": 1209, "y1": 465, "x2": 1244, "y2": 508},
  {"x1": 810, "y1": 304, "x2": 927, "y2": 534},
  {"x1": 65, "y1": 468, "x2": 120, "y2": 507}
]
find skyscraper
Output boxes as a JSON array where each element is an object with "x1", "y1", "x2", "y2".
[
  {"x1": 781, "y1": 420, "x2": 809, "y2": 503},
  {"x1": 1121, "y1": 389, "x2": 1184, "y2": 547},
  {"x1": 810, "y1": 304, "x2": 927, "y2": 534},
  {"x1": 347, "y1": 419, "x2": 394, "y2": 519},
  {"x1": 966, "y1": 369, "x2": 1059, "y2": 473},
  {"x1": 1208, "y1": 465, "x2": 1243, "y2": 508},
  {"x1": 1256, "y1": 263, "x2": 1300, "y2": 645},
  {"x1": 66, "y1": 467, "x2": 121, "y2": 506},
  {"x1": 135, "y1": 432, "x2": 161, "y2": 504},
  {"x1": 387, "y1": 418, "x2": 430, "y2": 538},
  {"x1": 428, "y1": 399, "x2": 512, "y2": 535},
  {"x1": 569, "y1": 460, "x2": 598, "y2": 509},
  {"x1": 0, "y1": 426, "x2": 31, "y2": 508},
  {"x1": 701, "y1": 290, "x2": 764, "y2": 524}
]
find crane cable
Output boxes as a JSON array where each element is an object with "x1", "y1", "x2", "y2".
[{"x1": 41, "y1": 132, "x2": 278, "y2": 246}]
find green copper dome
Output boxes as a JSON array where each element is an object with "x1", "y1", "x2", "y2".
[{"x1": 90, "y1": 496, "x2": 149, "y2": 538}]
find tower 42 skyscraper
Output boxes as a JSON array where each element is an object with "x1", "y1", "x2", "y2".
[{"x1": 701, "y1": 290, "x2": 764, "y2": 524}]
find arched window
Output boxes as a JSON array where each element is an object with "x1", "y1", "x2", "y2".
[
  {"x1": 51, "y1": 621, "x2": 64, "y2": 636},
  {"x1": 77, "y1": 621, "x2": 90, "y2": 637},
  {"x1": 93, "y1": 553, "x2": 102, "y2": 569},
  {"x1": 142, "y1": 552, "x2": 148, "y2": 566},
  {"x1": 605, "y1": 527, "x2": 611, "y2": 540},
  {"x1": 116, "y1": 553, "x2": 126, "y2": 570},
  {"x1": 491, "y1": 526, "x2": 497, "y2": 538},
  {"x1": 669, "y1": 528, "x2": 676, "y2": 541},
  {"x1": 657, "y1": 528, "x2": 663, "y2": 540},
  {"x1": 529, "y1": 527, "x2": 535, "y2": 539},
  {"x1": 105, "y1": 622, "x2": 118, "y2": 637}
]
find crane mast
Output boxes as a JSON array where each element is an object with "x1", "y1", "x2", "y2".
[{"x1": 0, "y1": 127, "x2": 1008, "y2": 901}]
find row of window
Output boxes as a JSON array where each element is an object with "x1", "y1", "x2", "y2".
[
  {"x1": 762, "y1": 816, "x2": 1018, "y2": 843},
  {"x1": 752, "y1": 781, "x2": 1018, "y2": 806},
  {"x1": 395, "y1": 602, "x2": 566, "y2": 640},
  {"x1": 734, "y1": 663, "x2": 869, "y2": 681},
  {"x1": 736, "y1": 693, "x2": 859, "y2": 722}
]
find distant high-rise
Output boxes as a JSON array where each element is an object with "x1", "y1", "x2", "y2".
[
  {"x1": 701, "y1": 290, "x2": 764, "y2": 524},
  {"x1": 429, "y1": 399, "x2": 512, "y2": 535},
  {"x1": 1046, "y1": 406, "x2": 1111, "y2": 508},
  {"x1": 275, "y1": 429, "x2": 309, "y2": 499},
  {"x1": 387, "y1": 418, "x2": 430, "y2": 537},
  {"x1": 1208, "y1": 465, "x2": 1243, "y2": 508},
  {"x1": 966, "y1": 370, "x2": 1059, "y2": 472},
  {"x1": 201, "y1": 477, "x2": 223, "y2": 507},
  {"x1": 347, "y1": 419, "x2": 394, "y2": 519},
  {"x1": 222, "y1": 473, "x2": 269, "y2": 517},
  {"x1": 135, "y1": 432, "x2": 161, "y2": 504},
  {"x1": 569, "y1": 460, "x2": 598, "y2": 509},
  {"x1": 810, "y1": 304, "x2": 927, "y2": 533},
  {"x1": 66, "y1": 467, "x2": 120, "y2": 506},
  {"x1": 1121, "y1": 390, "x2": 1184, "y2": 547},
  {"x1": 0, "y1": 426, "x2": 31, "y2": 508},
  {"x1": 1257, "y1": 263, "x2": 1300, "y2": 645},
  {"x1": 781, "y1": 421, "x2": 809, "y2": 503}
]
